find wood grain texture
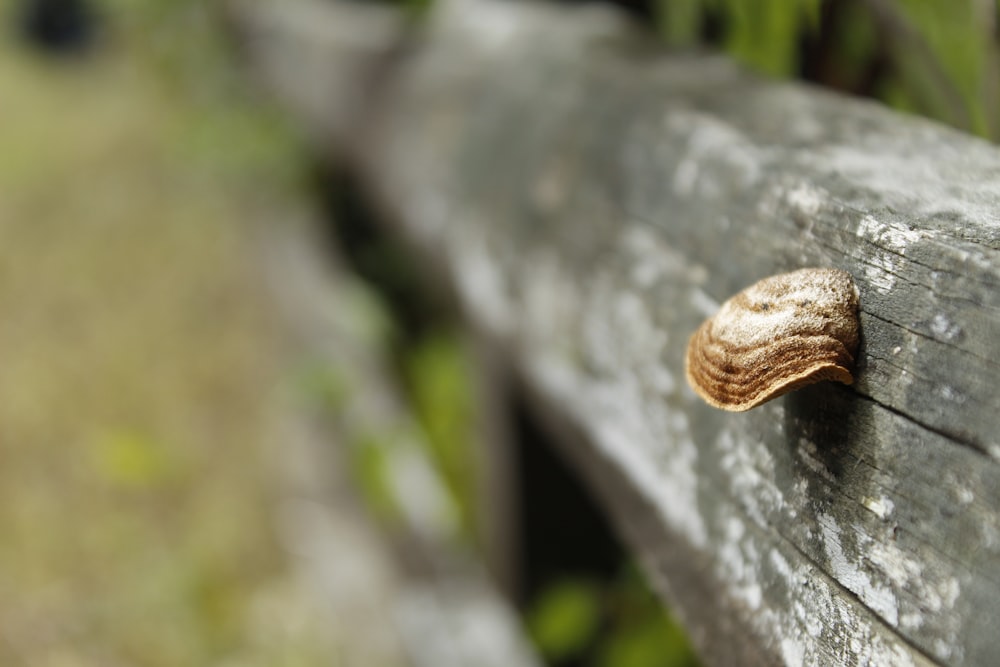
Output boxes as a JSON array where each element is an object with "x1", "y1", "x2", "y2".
[{"x1": 232, "y1": 1, "x2": 1000, "y2": 664}]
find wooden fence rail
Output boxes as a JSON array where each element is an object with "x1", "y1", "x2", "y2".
[{"x1": 231, "y1": 1, "x2": 1000, "y2": 664}]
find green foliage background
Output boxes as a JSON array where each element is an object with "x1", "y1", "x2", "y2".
[
  {"x1": 527, "y1": 569, "x2": 700, "y2": 667},
  {"x1": 656, "y1": 0, "x2": 1000, "y2": 139}
]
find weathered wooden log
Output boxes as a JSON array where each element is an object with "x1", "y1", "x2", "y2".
[
  {"x1": 233, "y1": 0, "x2": 1000, "y2": 664},
  {"x1": 261, "y1": 218, "x2": 542, "y2": 667}
]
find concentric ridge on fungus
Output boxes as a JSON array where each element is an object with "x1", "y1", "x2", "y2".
[{"x1": 685, "y1": 268, "x2": 860, "y2": 411}]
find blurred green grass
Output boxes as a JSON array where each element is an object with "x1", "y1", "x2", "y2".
[
  {"x1": 0, "y1": 19, "x2": 338, "y2": 667},
  {"x1": 655, "y1": 0, "x2": 1000, "y2": 140}
]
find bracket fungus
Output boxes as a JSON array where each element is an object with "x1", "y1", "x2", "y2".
[{"x1": 685, "y1": 268, "x2": 860, "y2": 411}]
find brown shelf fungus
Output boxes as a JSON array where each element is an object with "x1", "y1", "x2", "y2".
[{"x1": 685, "y1": 268, "x2": 860, "y2": 411}]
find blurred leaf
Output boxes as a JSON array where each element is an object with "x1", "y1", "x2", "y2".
[
  {"x1": 342, "y1": 282, "x2": 396, "y2": 346},
  {"x1": 527, "y1": 578, "x2": 602, "y2": 662},
  {"x1": 657, "y1": 0, "x2": 702, "y2": 47},
  {"x1": 800, "y1": 0, "x2": 823, "y2": 32},
  {"x1": 403, "y1": 332, "x2": 476, "y2": 537},
  {"x1": 597, "y1": 615, "x2": 698, "y2": 667},
  {"x1": 91, "y1": 430, "x2": 178, "y2": 489},
  {"x1": 350, "y1": 434, "x2": 403, "y2": 525},
  {"x1": 837, "y1": 1, "x2": 878, "y2": 68},
  {"x1": 596, "y1": 564, "x2": 701, "y2": 667},
  {"x1": 866, "y1": 0, "x2": 984, "y2": 134},
  {"x1": 660, "y1": 0, "x2": 818, "y2": 75},
  {"x1": 876, "y1": 75, "x2": 922, "y2": 115},
  {"x1": 402, "y1": 0, "x2": 436, "y2": 17},
  {"x1": 293, "y1": 360, "x2": 349, "y2": 411}
]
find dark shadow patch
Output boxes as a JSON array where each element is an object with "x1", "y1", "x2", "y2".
[
  {"x1": 17, "y1": 0, "x2": 99, "y2": 55},
  {"x1": 309, "y1": 161, "x2": 453, "y2": 345},
  {"x1": 782, "y1": 297, "x2": 868, "y2": 480},
  {"x1": 513, "y1": 392, "x2": 621, "y2": 605},
  {"x1": 783, "y1": 382, "x2": 864, "y2": 482}
]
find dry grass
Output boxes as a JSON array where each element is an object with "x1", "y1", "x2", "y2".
[{"x1": 0, "y1": 38, "x2": 339, "y2": 666}]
